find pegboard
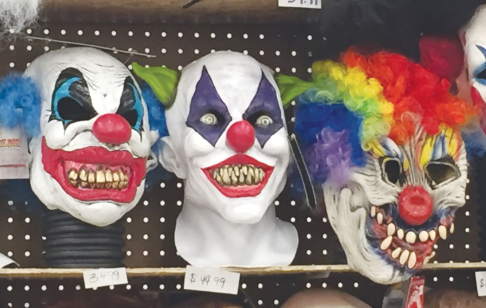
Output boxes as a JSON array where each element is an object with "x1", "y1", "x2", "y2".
[{"x1": 0, "y1": 22, "x2": 482, "y2": 307}]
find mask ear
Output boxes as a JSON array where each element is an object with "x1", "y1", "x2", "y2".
[
  {"x1": 132, "y1": 62, "x2": 179, "y2": 108},
  {"x1": 146, "y1": 150, "x2": 158, "y2": 172},
  {"x1": 159, "y1": 136, "x2": 187, "y2": 179},
  {"x1": 275, "y1": 74, "x2": 313, "y2": 108},
  {"x1": 0, "y1": 73, "x2": 41, "y2": 138}
]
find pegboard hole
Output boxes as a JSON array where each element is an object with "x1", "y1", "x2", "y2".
[
  {"x1": 160, "y1": 284, "x2": 165, "y2": 290},
  {"x1": 160, "y1": 250, "x2": 165, "y2": 256},
  {"x1": 145, "y1": 31, "x2": 150, "y2": 37},
  {"x1": 259, "y1": 34, "x2": 265, "y2": 39},
  {"x1": 176, "y1": 284, "x2": 181, "y2": 290},
  {"x1": 94, "y1": 30, "x2": 100, "y2": 36},
  {"x1": 143, "y1": 284, "x2": 148, "y2": 290},
  {"x1": 338, "y1": 283, "x2": 343, "y2": 288},
  {"x1": 143, "y1": 217, "x2": 149, "y2": 223},
  {"x1": 160, "y1": 200, "x2": 166, "y2": 206},
  {"x1": 307, "y1": 234, "x2": 312, "y2": 239},
  {"x1": 41, "y1": 285, "x2": 47, "y2": 291},
  {"x1": 25, "y1": 234, "x2": 30, "y2": 240},
  {"x1": 274, "y1": 300, "x2": 279, "y2": 305},
  {"x1": 258, "y1": 283, "x2": 263, "y2": 289},
  {"x1": 126, "y1": 250, "x2": 132, "y2": 256},
  {"x1": 160, "y1": 217, "x2": 166, "y2": 223},
  {"x1": 322, "y1": 282, "x2": 327, "y2": 288},
  {"x1": 143, "y1": 234, "x2": 149, "y2": 240},
  {"x1": 161, "y1": 32, "x2": 167, "y2": 37},
  {"x1": 160, "y1": 234, "x2": 166, "y2": 240},
  {"x1": 77, "y1": 30, "x2": 83, "y2": 35},
  {"x1": 111, "y1": 30, "x2": 117, "y2": 36},
  {"x1": 258, "y1": 300, "x2": 263, "y2": 305},
  {"x1": 194, "y1": 32, "x2": 200, "y2": 38},
  {"x1": 242, "y1": 283, "x2": 247, "y2": 289},
  {"x1": 354, "y1": 282, "x2": 359, "y2": 288},
  {"x1": 126, "y1": 234, "x2": 132, "y2": 240},
  {"x1": 25, "y1": 217, "x2": 30, "y2": 223},
  {"x1": 306, "y1": 283, "x2": 311, "y2": 288},
  {"x1": 126, "y1": 285, "x2": 132, "y2": 290},
  {"x1": 143, "y1": 251, "x2": 149, "y2": 256},
  {"x1": 58, "y1": 285, "x2": 64, "y2": 291},
  {"x1": 211, "y1": 33, "x2": 216, "y2": 38},
  {"x1": 126, "y1": 217, "x2": 132, "y2": 223}
]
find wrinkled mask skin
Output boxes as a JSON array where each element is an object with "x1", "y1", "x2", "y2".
[
  {"x1": 24, "y1": 47, "x2": 158, "y2": 227},
  {"x1": 162, "y1": 51, "x2": 290, "y2": 224},
  {"x1": 326, "y1": 126, "x2": 465, "y2": 284}
]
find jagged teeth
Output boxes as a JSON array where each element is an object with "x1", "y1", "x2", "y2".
[
  {"x1": 429, "y1": 230, "x2": 436, "y2": 241},
  {"x1": 377, "y1": 213, "x2": 383, "y2": 224},
  {"x1": 397, "y1": 229, "x2": 404, "y2": 240},
  {"x1": 406, "y1": 232, "x2": 417, "y2": 244},
  {"x1": 419, "y1": 231, "x2": 429, "y2": 242},
  {"x1": 371, "y1": 206, "x2": 376, "y2": 217},
  {"x1": 399, "y1": 250, "x2": 410, "y2": 265},
  {"x1": 439, "y1": 225, "x2": 447, "y2": 240},
  {"x1": 387, "y1": 223, "x2": 396, "y2": 236},
  {"x1": 450, "y1": 223, "x2": 455, "y2": 234},
  {"x1": 380, "y1": 236, "x2": 393, "y2": 250},
  {"x1": 211, "y1": 165, "x2": 265, "y2": 186},
  {"x1": 391, "y1": 247, "x2": 401, "y2": 259},
  {"x1": 66, "y1": 167, "x2": 129, "y2": 190},
  {"x1": 408, "y1": 252, "x2": 417, "y2": 269}
]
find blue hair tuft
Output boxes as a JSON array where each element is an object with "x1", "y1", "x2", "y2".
[
  {"x1": 141, "y1": 83, "x2": 168, "y2": 139},
  {"x1": 0, "y1": 73, "x2": 41, "y2": 138},
  {"x1": 294, "y1": 96, "x2": 366, "y2": 185}
]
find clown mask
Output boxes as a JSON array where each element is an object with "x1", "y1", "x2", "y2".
[
  {"x1": 135, "y1": 51, "x2": 298, "y2": 267},
  {"x1": 23, "y1": 47, "x2": 158, "y2": 227},
  {"x1": 286, "y1": 51, "x2": 478, "y2": 284}
]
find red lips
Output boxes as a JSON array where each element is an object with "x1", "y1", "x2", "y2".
[
  {"x1": 41, "y1": 138, "x2": 146, "y2": 203},
  {"x1": 202, "y1": 154, "x2": 274, "y2": 198}
]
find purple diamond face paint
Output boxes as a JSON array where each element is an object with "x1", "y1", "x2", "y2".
[
  {"x1": 186, "y1": 66, "x2": 232, "y2": 146},
  {"x1": 243, "y1": 71, "x2": 284, "y2": 147}
]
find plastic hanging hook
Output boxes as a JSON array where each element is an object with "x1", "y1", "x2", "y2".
[{"x1": 289, "y1": 133, "x2": 317, "y2": 210}]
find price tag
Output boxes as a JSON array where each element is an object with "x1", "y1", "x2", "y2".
[
  {"x1": 278, "y1": 0, "x2": 321, "y2": 9},
  {"x1": 83, "y1": 268, "x2": 128, "y2": 289},
  {"x1": 476, "y1": 271, "x2": 486, "y2": 296},
  {"x1": 184, "y1": 266, "x2": 240, "y2": 295}
]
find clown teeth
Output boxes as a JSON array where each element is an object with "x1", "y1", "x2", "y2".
[
  {"x1": 439, "y1": 225, "x2": 447, "y2": 240},
  {"x1": 371, "y1": 206, "x2": 377, "y2": 217},
  {"x1": 419, "y1": 231, "x2": 429, "y2": 242},
  {"x1": 406, "y1": 232, "x2": 417, "y2": 244},
  {"x1": 380, "y1": 236, "x2": 393, "y2": 250},
  {"x1": 212, "y1": 165, "x2": 265, "y2": 187},
  {"x1": 397, "y1": 228, "x2": 404, "y2": 240},
  {"x1": 387, "y1": 223, "x2": 396, "y2": 236},
  {"x1": 408, "y1": 252, "x2": 417, "y2": 269},
  {"x1": 391, "y1": 247, "x2": 401, "y2": 259},
  {"x1": 67, "y1": 167, "x2": 129, "y2": 190},
  {"x1": 429, "y1": 230, "x2": 437, "y2": 241},
  {"x1": 377, "y1": 213, "x2": 383, "y2": 224},
  {"x1": 399, "y1": 250, "x2": 410, "y2": 265},
  {"x1": 450, "y1": 223, "x2": 455, "y2": 234}
]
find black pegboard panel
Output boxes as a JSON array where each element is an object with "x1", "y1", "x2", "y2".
[{"x1": 0, "y1": 22, "x2": 481, "y2": 307}]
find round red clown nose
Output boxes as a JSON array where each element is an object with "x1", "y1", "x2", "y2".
[
  {"x1": 93, "y1": 114, "x2": 131, "y2": 145},
  {"x1": 226, "y1": 120, "x2": 255, "y2": 153},
  {"x1": 398, "y1": 186, "x2": 433, "y2": 226}
]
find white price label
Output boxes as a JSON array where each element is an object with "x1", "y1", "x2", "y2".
[
  {"x1": 278, "y1": 0, "x2": 321, "y2": 9},
  {"x1": 476, "y1": 271, "x2": 486, "y2": 296},
  {"x1": 83, "y1": 268, "x2": 128, "y2": 289},
  {"x1": 184, "y1": 266, "x2": 240, "y2": 295}
]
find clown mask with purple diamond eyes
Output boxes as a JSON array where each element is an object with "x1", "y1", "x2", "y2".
[{"x1": 135, "y1": 51, "x2": 298, "y2": 267}]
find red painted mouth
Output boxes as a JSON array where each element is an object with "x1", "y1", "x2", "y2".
[
  {"x1": 202, "y1": 154, "x2": 274, "y2": 198},
  {"x1": 41, "y1": 138, "x2": 146, "y2": 203}
]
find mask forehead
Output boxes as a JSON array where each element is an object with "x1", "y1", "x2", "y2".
[
  {"x1": 178, "y1": 51, "x2": 282, "y2": 118},
  {"x1": 25, "y1": 48, "x2": 132, "y2": 116}
]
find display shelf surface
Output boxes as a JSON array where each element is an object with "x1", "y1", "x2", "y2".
[
  {"x1": 41, "y1": 0, "x2": 319, "y2": 23},
  {"x1": 1, "y1": 263, "x2": 485, "y2": 279}
]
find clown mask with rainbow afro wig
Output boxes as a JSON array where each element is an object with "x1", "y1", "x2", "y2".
[{"x1": 279, "y1": 50, "x2": 481, "y2": 284}]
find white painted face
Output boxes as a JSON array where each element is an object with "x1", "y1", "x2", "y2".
[
  {"x1": 161, "y1": 51, "x2": 290, "y2": 223},
  {"x1": 325, "y1": 126, "x2": 466, "y2": 284},
  {"x1": 24, "y1": 47, "x2": 158, "y2": 227},
  {"x1": 459, "y1": 5, "x2": 486, "y2": 109}
]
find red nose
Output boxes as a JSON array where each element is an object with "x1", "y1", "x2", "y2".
[
  {"x1": 92, "y1": 114, "x2": 131, "y2": 145},
  {"x1": 226, "y1": 120, "x2": 255, "y2": 153},
  {"x1": 398, "y1": 186, "x2": 433, "y2": 226}
]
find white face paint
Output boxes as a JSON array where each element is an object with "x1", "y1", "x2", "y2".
[
  {"x1": 162, "y1": 51, "x2": 290, "y2": 224},
  {"x1": 24, "y1": 47, "x2": 158, "y2": 227},
  {"x1": 459, "y1": 5, "x2": 486, "y2": 108},
  {"x1": 325, "y1": 126, "x2": 466, "y2": 284},
  {"x1": 0, "y1": 0, "x2": 41, "y2": 33}
]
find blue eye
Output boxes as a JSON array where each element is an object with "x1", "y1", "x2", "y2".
[
  {"x1": 51, "y1": 76, "x2": 97, "y2": 125},
  {"x1": 117, "y1": 82, "x2": 144, "y2": 132}
]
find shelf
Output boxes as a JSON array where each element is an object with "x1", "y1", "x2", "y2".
[
  {"x1": 41, "y1": 0, "x2": 319, "y2": 24},
  {"x1": 0, "y1": 263, "x2": 485, "y2": 279}
]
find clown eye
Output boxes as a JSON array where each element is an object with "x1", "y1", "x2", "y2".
[
  {"x1": 477, "y1": 68, "x2": 486, "y2": 81},
  {"x1": 425, "y1": 157, "x2": 460, "y2": 188},
  {"x1": 381, "y1": 157, "x2": 403, "y2": 186},
  {"x1": 200, "y1": 113, "x2": 218, "y2": 125},
  {"x1": 57, "y1": 97, "x2": 96, "y2": 122},
  {"x1": 255, "y1": 115, "x2": 273, "y2": 127},
  {"x1": 117, "y1": 79, "x2": 144, "y2": 132}
]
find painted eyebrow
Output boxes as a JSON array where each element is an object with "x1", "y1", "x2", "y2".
[{"x1": 53, "y1": 67, "x2": 92, "y2": 108}]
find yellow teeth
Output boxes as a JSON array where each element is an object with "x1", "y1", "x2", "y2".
[
  {"x1": 212, "y1": 165, "x2": 265, "y2": 186},
  {"x1": 67, "y1": 168, "x2": 129, "y2": 190}
]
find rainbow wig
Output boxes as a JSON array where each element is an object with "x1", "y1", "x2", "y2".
[{"x1": 282, "y1": 50, "x2": 481, "y2": 185}]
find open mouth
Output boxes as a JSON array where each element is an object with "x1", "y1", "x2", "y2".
[
  {"x1": 41, "y1": 138, "x2": 146, "y2": 203},
  {"x1": 202, "y1": 154, "x2": 274, "y2": 198},
  {"x1": 368, "y1": 204, "x2": 455, "y2": 271}
]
